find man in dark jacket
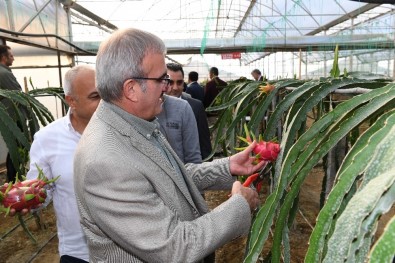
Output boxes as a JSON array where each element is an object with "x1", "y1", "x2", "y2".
[
  {"x1": 251, "y1": 69, "x2": 264, "y2": 81},
  {"x1": 0, "y1": 45, "x2": 23, "y2": 182},
  {"x1": 186, "y1": 71, "x2": 204, "y2": 103},
  {"x1": 203, "y1": 67, "x2": 227, "y2": 108}
]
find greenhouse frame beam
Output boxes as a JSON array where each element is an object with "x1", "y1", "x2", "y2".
[
  {"x1": 305, "y1": 49, "x2": 394, "y2": 64},
  {"x1": 0, "y1": 33, "x2": 77, "y2": 55},
  {"x1": 337, "y1": 8, "x2": 395, "y2": 38},
  {"x1": 233, "y1": 0, "x2": 257, "y2": 37},
  {"x1": 306, "y1": 3, "x2": 379, "y2": 35},
  {"x1": 70, "y1": 10, "x2": 113, "y2": 34},
  {"x1": 67, "y1": 1, "x2": 118, "y2": 31},
  {"x1": 74, "y1": 34, "x2": 394, "y2": 55}
]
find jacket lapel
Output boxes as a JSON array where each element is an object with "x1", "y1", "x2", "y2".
[{"x1": 97, "y1": 102, "x2": 200, "y2": 214}]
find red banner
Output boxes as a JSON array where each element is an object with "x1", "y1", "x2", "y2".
[{"x1": 221, "y1": 52, "x2": 241, "y2": 60}]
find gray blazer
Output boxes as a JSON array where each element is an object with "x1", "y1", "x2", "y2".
[
  {"x1": 157, "y1": 95, "x2": 202, "y2": 164},
  {"x1": 74, "y1": 101, "x2": 251, "y2": 263}
]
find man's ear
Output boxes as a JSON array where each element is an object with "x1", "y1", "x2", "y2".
[
  {"x1": 123, "y1": 79, "x2": 138, "y2": 102},
  {"x1": 65, "y1": 95, "x2": 74, "y2": 109}
]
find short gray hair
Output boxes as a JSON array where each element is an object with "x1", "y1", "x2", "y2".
[
  {"x1": 63, "y1": 65, "x2": 95, "y2": 96},
  {"x1": 96, "y1": 28, "x2": 166, "y2": 102}
]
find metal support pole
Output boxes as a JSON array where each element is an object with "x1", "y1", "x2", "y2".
[
  {"x1": 291, "y1": 52, "x2": 294, "y2": 78},
  {"x1": 305, "y1": 50, "x2": 308, "y2": 79},
  {"x1": 349, "y1": 18, "x2": 354, "y2": 72},
  {"x1": 324, "y1": 31, "x2": 327, "y2": 77},
  {"x1": 57, "y1": 51, "x2": 62, "y2": 88},
  {"x1": 55, "y1": 0, "x2": 67, "y2": 117},
  {"x1": 281, "y1": 52, "x2": 284, "y2": 78},
  {"x1": 64, "y1": 2, "x2": 76, "y2": 65},
  {"x1": 299, "y1": 49, "x2": 302, "y2": 80},
  {"x1": 274, "y1": 52, "x2": 277, "y2": 79}
]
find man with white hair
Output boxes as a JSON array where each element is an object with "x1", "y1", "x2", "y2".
[{"x1": 26, "y1": 65, "x2": 100, "y2": 263}]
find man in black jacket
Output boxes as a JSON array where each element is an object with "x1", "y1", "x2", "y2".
[
  {"x1": 186, "y1": 71, "x2": 204, "y2": 103},
  {"x1": 203, "y1": 67, "x2": 227, "y2": 108},
  {"x1": 251, "y1": 69, "x2": 264, "y2": 81}
]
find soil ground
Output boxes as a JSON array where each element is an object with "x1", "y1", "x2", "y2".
[{"x1": 0, "y1": 165, "x2": 393, "y2": 263}]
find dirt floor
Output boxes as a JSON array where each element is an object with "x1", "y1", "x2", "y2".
[{"x1": 0, "y1": 165, "x2": 393, "y2": 263}]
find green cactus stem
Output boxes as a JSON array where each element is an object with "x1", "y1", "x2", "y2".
[{"x1": 17, "y1": 213, "x2": 37, "y2": 244}]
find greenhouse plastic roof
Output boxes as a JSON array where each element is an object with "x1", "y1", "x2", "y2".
[
  {"x1": 0, "y1": 0, "x2": 394, "y2": 69},
  {"x1": 69, "y1": 0, "x2": 395, "y2": 64},
  {"x1": 72, "y1": 0, "x2": 394, "y2": 39}
]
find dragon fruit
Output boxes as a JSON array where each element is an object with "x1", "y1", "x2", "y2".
[
  {"x1": 1, "y1": 184, "x2": 46, "y2": 212},
  {"x1": 252, "y1": 140, "x2": 280, "y2": 162},
  {"x1": 1, "y1": 179, "x2": 46, "y2": 193},
  {"x1": 0, "y1": 164, "x2": 59, "y2": 215},
  {"x1": 0, "y1": 165, "x2": 59, "y2": 243},
  {"x1": 238, "y1": 124, "x2": 280, "y2": 162}
]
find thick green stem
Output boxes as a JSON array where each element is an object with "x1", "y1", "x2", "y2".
[{"x1": 17, "y1": 213, "x2": 37, "y2": 244}]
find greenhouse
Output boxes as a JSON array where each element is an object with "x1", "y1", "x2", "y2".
[{"x1": 0, "y1": 0, "x2": 394, "y2": 262}]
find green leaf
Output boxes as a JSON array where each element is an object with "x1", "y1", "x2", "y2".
[
  {"x1": 246, "y1": 82, "x2": 395, "y2": 263},
  {"x1": 368, "y1": 216, "x2": 395, "y2": 263},
  {"x1": 263, "y1": 80, "x2": 322, "y2": 141},
  {"x1": 206, "y1": 81, "x2": 254, "y2": 111},
  {"x1": 306, "y1": 109, "x2": 395, "y2": 262},
  {"x1": 249, "y1": 79, "x2": 303, "y2": 134},
  {"x1": 271, "y1": 84, "x2": 395, "y2": 263},
  {"x1": 323, "y1": 168, "x2": 395, "y2": 263},
  {"x1": 244, "y1": 192, "x2": 276, "y2": 262}
]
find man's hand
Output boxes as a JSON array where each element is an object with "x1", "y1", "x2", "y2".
[
  {"x1": 229, "y1": 140, "x2": 267, "y2": 175},
  {"x1": 231, "y1": 181, "x2": 259, "y2": 211},
  {"x1": 9, "y1": 208, "x2": 30, "y2": 217}
]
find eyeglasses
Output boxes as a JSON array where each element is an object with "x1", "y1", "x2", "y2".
[
  {"x1": 131, "y1": 75, "x2": 171, "y2": 87},
  {"x1": 169, "y1": 79, "x2": 184, "y2": 86}
]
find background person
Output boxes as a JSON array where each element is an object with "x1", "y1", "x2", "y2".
[
  {"x1": 164, "y1": 63, "x2": 213, "y2": 161},
  {"x1": 203, "y1": 66, "x2": 227, "y2": 108},
  {"x1": 26, "y1": 65, "x2": 100, "y2": 263},
  {"x1": 251, "y1": 69, "x2": 264, "y2": 81},
  {"x1": 73, "y1": 28, "x2": 264, "y2": 263},
  {"x1": 157, "y1": 62, "x2": 201, "y2": 163},
  {"x1": 166, "y1": 63, "x2": 212, "y2": 160},
  {"x1": 186, "y1": 71, "x2": 204, "y2": 103},
  {"x1": 0, "y1": 45, "x2": 21, "y2": 91},
  {"x1": 157, "y1": 94, "x2": 202, "y2": 164},
  {"x1": 0, "y1": 45, "x2": 23, "y2": 183}
]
